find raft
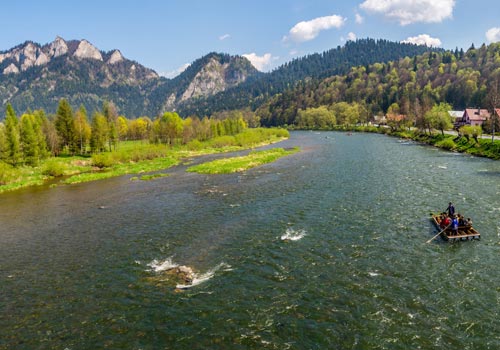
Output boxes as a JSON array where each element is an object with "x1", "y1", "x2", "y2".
[{"x1": 431, "y1": 214, "x2": 481, "y2": 242}]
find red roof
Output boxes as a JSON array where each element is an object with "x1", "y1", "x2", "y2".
[
  {"x1": 464, "y1": 108, "x2": 490, "y2": 121},
  {"x1": 386, "y1": 114, "x2": 405, "y2": 122},
  {"x1": 495, "y1": 108, "x2": 500, "y2": 117}
]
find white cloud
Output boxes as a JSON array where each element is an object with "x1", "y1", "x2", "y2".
[
  {"x1": 219, "y1": 34, "x2": 231, "y2": 41},
  {"x1": 161, "y1": 63, "x2": 190, "y2": 79},
  {"x1": 347, "y1": 32, "x2": 357, "y2": 41},
  {"x1": 486, "y1": 27, "x2": 500, "y2": 43},
  {"x1": 284, "y1": 14, "x2": 346, "y2": 42},
  {"x1": 360, "y1": 0, "x2": 455, "y2": 26},
  {"x1": 355, "y1": 13, "x2": 364, "y2": 24},
  {"x1": 242, "y1": 53, "x2": 277, "y2": 71},
  {"x1": 402, "y1": 34, "x2": 442, "y2": 47}
]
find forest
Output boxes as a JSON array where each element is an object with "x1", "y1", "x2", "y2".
[{"x1": 255, "y1": 43, "x2": 500, "y2": 129}]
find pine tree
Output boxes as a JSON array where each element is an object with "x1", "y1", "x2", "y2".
[
  {"x1": 55, "y1": 99, "x2": 76, "y2": 154},
  {"x1": 20, "y1": 114, "x2": 39, "y2": 166},
  {"x1": 4, "y1": 104, "x2": 22, "y2": 166}
]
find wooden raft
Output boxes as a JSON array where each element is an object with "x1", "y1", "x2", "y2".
[{"x1": 431, "y1": 214, "x2": 481, "y2": 242}]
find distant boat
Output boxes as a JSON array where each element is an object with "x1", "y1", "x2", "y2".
[{"x1": 431, "y1": 214, "x2": 480, "y2": 242}]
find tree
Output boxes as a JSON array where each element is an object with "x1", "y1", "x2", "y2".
[
  {"x1": 152, "y1": 112, "x2": 184, "y2": 145},
  {"x1": 296, "y1": 106, "x2": 336, "y2": 129},
  {"x1": 20, "y1": 114, "x2": 39, "y2": 166},
  {"x1": 90, "y1": 112, "x2": 109, "y2": 153},
  {"x1": 55, "y1": 99, "x2": 76, "y2": 154},
  {"x1": 486, "y1": 78, "x2": 500, "y2": 142},
  {"x1": 4, "y1": 104, "x2": 22, "y2": 166},
  {"x1": 425, "y1": 103, "x2": 453, "y2": 135},
  {"x1": 103, "y1": 101, "x2": 119, "y2": 151},
  {"x1": 116, "y1": 116, "x2": 129, "y2": 141},
  {"x1": 74, "y1": 105, "x2": 91, "y2": 154}
]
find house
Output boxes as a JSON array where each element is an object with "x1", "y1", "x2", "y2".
[
  {"x1": 458, "y1": 108, "x2": 491, "y2": 127},
  {"x1": 448, "y1": 110, "x2": 464, "y2": 124}
]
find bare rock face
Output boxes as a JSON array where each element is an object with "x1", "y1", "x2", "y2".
[
  {"x1": 3, "y1": 63, "x2": 19, "y2": 74},
  {"x1": 73, "y1": 40, "x2": 103, "y2": 61},
  {"x1": 108, "y1": 50, "x2": 124, "y2": 64},
  {"x1": 35, "y1": 51, "x2": 49, "y2": 66},
  {"x1": 181, "y1": 57, "x2": 228, "y2": 101},
  {"x1": 48, "y1": 36, "x2": 68, "y2": 58}
]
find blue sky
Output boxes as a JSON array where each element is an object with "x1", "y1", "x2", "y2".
[{"x1": 1, "y1": 0, "x2": 499, "y2": 77}]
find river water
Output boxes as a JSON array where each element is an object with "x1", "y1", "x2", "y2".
[{"x1": 1, "y1": 131, "x2": 499, "y2": 349}]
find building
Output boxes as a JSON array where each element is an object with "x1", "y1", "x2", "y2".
[
  {"x1": 448, "y1": 110, "x2": 464, "y2": 124},
  {"x1": 457, "y1": 108, "x2": 491, "y2": 127}
]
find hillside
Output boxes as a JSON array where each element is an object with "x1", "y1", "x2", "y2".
[
  {"x1": 1, "y1": 38, "x2": 441, "y2": 119},
  {"x1": 256, "y1": 43, "x2": 500, "y2": 127},
  {"x1": 175, "y1": 39, "x2": 441, "y2": 116},
  {"x1": 0, "y1": 38, "x2": 258, "y2": 118}
]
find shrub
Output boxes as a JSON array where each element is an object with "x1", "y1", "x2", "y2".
[
  {"x1": 186, "y1": 139, "x2": 203, "y2": 151},
  {"x1": 0, "y1": 162, "x2": 16, "y2": 185},
  {"x1": 41, "y1": 159, "x2": 67, "y2": 177},
  {"x1": 92, "y1": 153, "x2": 115, "y2": 168},
  {"x1": 209, "y1": 135, "x2": 237, "y2": 148},
  {"x1": 435, "y1": 138, "x2": 456, "y2": 150}
]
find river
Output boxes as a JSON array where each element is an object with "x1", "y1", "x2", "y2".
[{"x1": 1, "y1": 131, "x2": 499, "y2": 349}]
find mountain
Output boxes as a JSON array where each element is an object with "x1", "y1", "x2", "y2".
[
  {"x1": 255, "y1": 43, "x2": 500, "y2": 127},
  {"x1": 175, "y1": 39, "x2": 441, "y2": 117},
  {"x1": 0, "y1": 38, "x2": 259, "y2": 118},
  {"x1": 1, "y1": 37, "x2": 441, "y2": 119}
]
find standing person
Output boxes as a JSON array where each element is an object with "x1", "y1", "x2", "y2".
[
  {"x1": 446, "y1": 202, "x2": 455, "y2": 217},
  {"x1": 451, "y1": 215, "x2": 459, "y2": 236}
]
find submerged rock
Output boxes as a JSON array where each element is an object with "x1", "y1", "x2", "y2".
[{"x1": 145, "y1": 265, "x2": 195, "y2": 290}]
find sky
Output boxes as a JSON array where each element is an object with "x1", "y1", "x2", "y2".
[{"x1": 1, "y1": 0, "x2": 500, "y2": 78}]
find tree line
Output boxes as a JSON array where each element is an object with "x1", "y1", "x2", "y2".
[
  {"x1": 0, "y1": 99, "x2": 253, "y2": 167},
  {"x1": 256, "y1": 43, "x2": 500, "y2": 131}
]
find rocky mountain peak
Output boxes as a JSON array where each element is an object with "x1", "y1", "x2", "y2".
[
  {"x1": 48, "y1": 36, "x2": 68, "y2": 58},
  {"x1": 73, "y1": 40, "x2": 103, "y2": 61},
  {"x1": 108, "y1": 50, "x2": 124, "y2": 64}
]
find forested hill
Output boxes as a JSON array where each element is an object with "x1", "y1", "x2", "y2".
[
  {"x1": 175, "y1": 39, "x2": 441, "y2": 117},
  {"x1": 255, "y1": 43, "x2": 500, "y2": 127}
]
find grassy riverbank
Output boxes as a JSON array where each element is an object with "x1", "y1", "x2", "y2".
[
  {"x1": 0, "y1": 128, "x2": 289, "y2": 193},
  {"x1": 187, "y1": 147, "x2": 299, "y2": 174},
  {"x1": 311, "y1": 125, "x2": 500, "y2": 160}
]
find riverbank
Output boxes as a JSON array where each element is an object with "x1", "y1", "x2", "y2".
[
  {"x1": 296, "y1": 125, "x2": 500, "y2": 160},
  {"x1": 0, "y1": 128, "x2": 289, "y2": 193}
]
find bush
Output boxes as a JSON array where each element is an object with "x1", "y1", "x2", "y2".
[
  {"x1": 435, "y1": 138, "x2": 456, "y2": 150},
  {"x1": 41, "y1": 159, "x2": 67, "y2": 177},
  {"x1": 92, "y1": 153, "x2": 115, "y2": 168},
  {"x1": 186, "y1": 139, "x2": 203, "y2": 151},
  {"x1": 0, "y1": 162, "x2": 16, "y2": 185},
  {"x1": 209, "y1": 135, "x2": 237, "y2": 148}
]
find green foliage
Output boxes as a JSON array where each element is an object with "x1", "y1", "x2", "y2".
[
  {"x1": 435, "y1": 137, "x2": 456, "y2": 150},
  {"x1": 91, "y1": 153, "x2": 115, "y2": 168},
  {"x1": 425, "y1": 103, "x2": 453, "y2": 135},
  {"x1": 257, "y1": 43, "x2": 500, "y2": 128},
  {"x1": 151, "y1": 112, "x2": 184, "y2": 145},
  {"x1": 209, "y1": 135, "x2": 237, "y2": 148},
  {"x1": 4, "y1": 103, "x2": 22, "y2": 166},
  {"x1": 90, "y1": 113, "x2": 109, "y2": 153},
  {"x1": 41, "y1": 159, "x2": 67, "y2": 177},
  {"x1": 296, "y1": 106, "x2": 336, "y2": 129},
  {"x1": 187, "y1": 147, "x2": 299, "y2": 174},
  {"x1": 55, "y1": 98, "x2": 77, "y2": 154},
  {"x1": 0, "y1": 162, "x2": 16, "y2": 185}
]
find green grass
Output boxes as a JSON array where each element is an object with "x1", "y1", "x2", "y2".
[
  {"x1": 187, "y1": 147, "x2": 299, "y2": 174},
  {"x1": 0, "y1": 128, "x2": 290, "y2": 193}
]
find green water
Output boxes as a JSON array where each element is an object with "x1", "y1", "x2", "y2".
[{"x1": 1, "y1": 131, "x2": 499, "y2": 349}]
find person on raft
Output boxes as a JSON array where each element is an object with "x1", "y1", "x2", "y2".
[{"x1": 446, "y1": 202, "x2": 455, "y2": 217}]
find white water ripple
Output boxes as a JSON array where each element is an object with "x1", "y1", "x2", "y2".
[
  {"x1": 176, "y1": 263, "x2": 232, "y2": 289},
  {"x1": 280, "y1": 228, "x2": 307, "y2": 241}
]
